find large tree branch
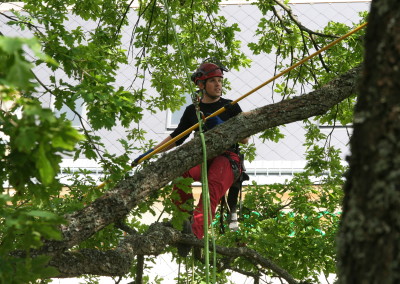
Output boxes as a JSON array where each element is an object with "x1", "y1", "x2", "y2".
[
  {"x1": 38, "y1": 65, "x2": 361, "y2": 256},
  {"x1": 49, "y1": 222, "x2": 299, "y2": 284}
]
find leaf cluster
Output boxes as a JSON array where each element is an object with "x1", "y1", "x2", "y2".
[{"x1": 0, "y1": 36, "x2": 82, "y2": 282}]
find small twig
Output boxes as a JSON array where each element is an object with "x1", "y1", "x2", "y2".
[
  {"x1": 114, "y1": 220, "x2": 138, "y2": 235},
  {"x1": 309, "y1": 34, "x2": 331, "y2": 73},
  {"x1": 271, "y1": 5, "x2": 293, "y2": 34},
  {"x1": 135, "y1": 255, "x2": 144, "y2": 284},
  {"x1": 32, "y1": 72, "x2": 107, "y2": 164},
  {"x1": 272, "y1": 0, "x2": 337, "y2": 39}
]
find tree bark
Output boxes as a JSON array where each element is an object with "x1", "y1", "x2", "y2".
[
  {"x1": 337, "y1": 1, "x2": 400, "y2": 283},
  {"x1": 48, "y1": 222, "x2": 298, "y2": 284}
]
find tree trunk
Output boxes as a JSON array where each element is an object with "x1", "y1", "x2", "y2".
[{"x1": 337, "y1": 1, "x2": 400, "y2": 283}]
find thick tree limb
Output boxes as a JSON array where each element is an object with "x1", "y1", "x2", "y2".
[
  {"x1": 49, "y1": 223, "x2": 181, "y2": 278},
  {"x1": 49, "y1": 222, "x2": 299, "y2": 284}
]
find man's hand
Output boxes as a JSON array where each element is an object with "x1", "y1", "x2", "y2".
[{"x1": 205, "y1": 114, "x2": 224, "y2": 130}]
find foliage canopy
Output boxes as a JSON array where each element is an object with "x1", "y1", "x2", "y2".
[{"x1": 0, "y1": 0, "x2": 368, "y2": 283}]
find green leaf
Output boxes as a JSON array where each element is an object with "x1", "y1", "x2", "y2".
[
  {"x1": 6, "y1": 55, "x2": 35, "y2": 89},
  {"x1": 36, "y1": 143, "x2": 55, "y2": 185},
  {"x1": 0, "y1": 36, "x2": 23, "y2": 54},
  {"x1": 25, "y1": 210, "x2": 59, "y2": 220},
  {"x1": 259, "y1": 126, "x2": 285, "y2": 143}
]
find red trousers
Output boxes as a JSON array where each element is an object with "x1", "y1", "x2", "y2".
[{"x1": 173, "y1": 151, "x2": 240, "y2": 239}]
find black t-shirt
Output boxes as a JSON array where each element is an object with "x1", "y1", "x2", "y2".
[{"x1": 170, "y1": 97, "x2": 242, "y2": 146}]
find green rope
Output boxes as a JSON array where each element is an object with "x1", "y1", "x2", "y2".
[
  {"x1": 207, "y1": 190, "x2": 217, "y2": 283},
  {"x1": 162, "y1": 0, "x2": 194, "y2": 95},
  {"x1": 162, "y1": 0, "x2": 216, "y2": 282}
]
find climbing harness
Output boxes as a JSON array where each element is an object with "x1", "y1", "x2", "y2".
[{"x1": 222, "y1": 151, "x2": 241, "y2": 182}]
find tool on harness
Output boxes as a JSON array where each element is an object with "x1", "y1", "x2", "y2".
[{"x1": 222, "y1": 151, "x2": 241, "y2": 181}]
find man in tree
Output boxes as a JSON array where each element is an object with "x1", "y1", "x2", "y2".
[{"x1": 133, "y1": 59, "x2": 249, "y2": 256}]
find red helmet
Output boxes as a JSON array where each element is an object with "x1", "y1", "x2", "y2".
[{"x1": 191, "y1": 62, "x2": 226, "y2": 85}]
